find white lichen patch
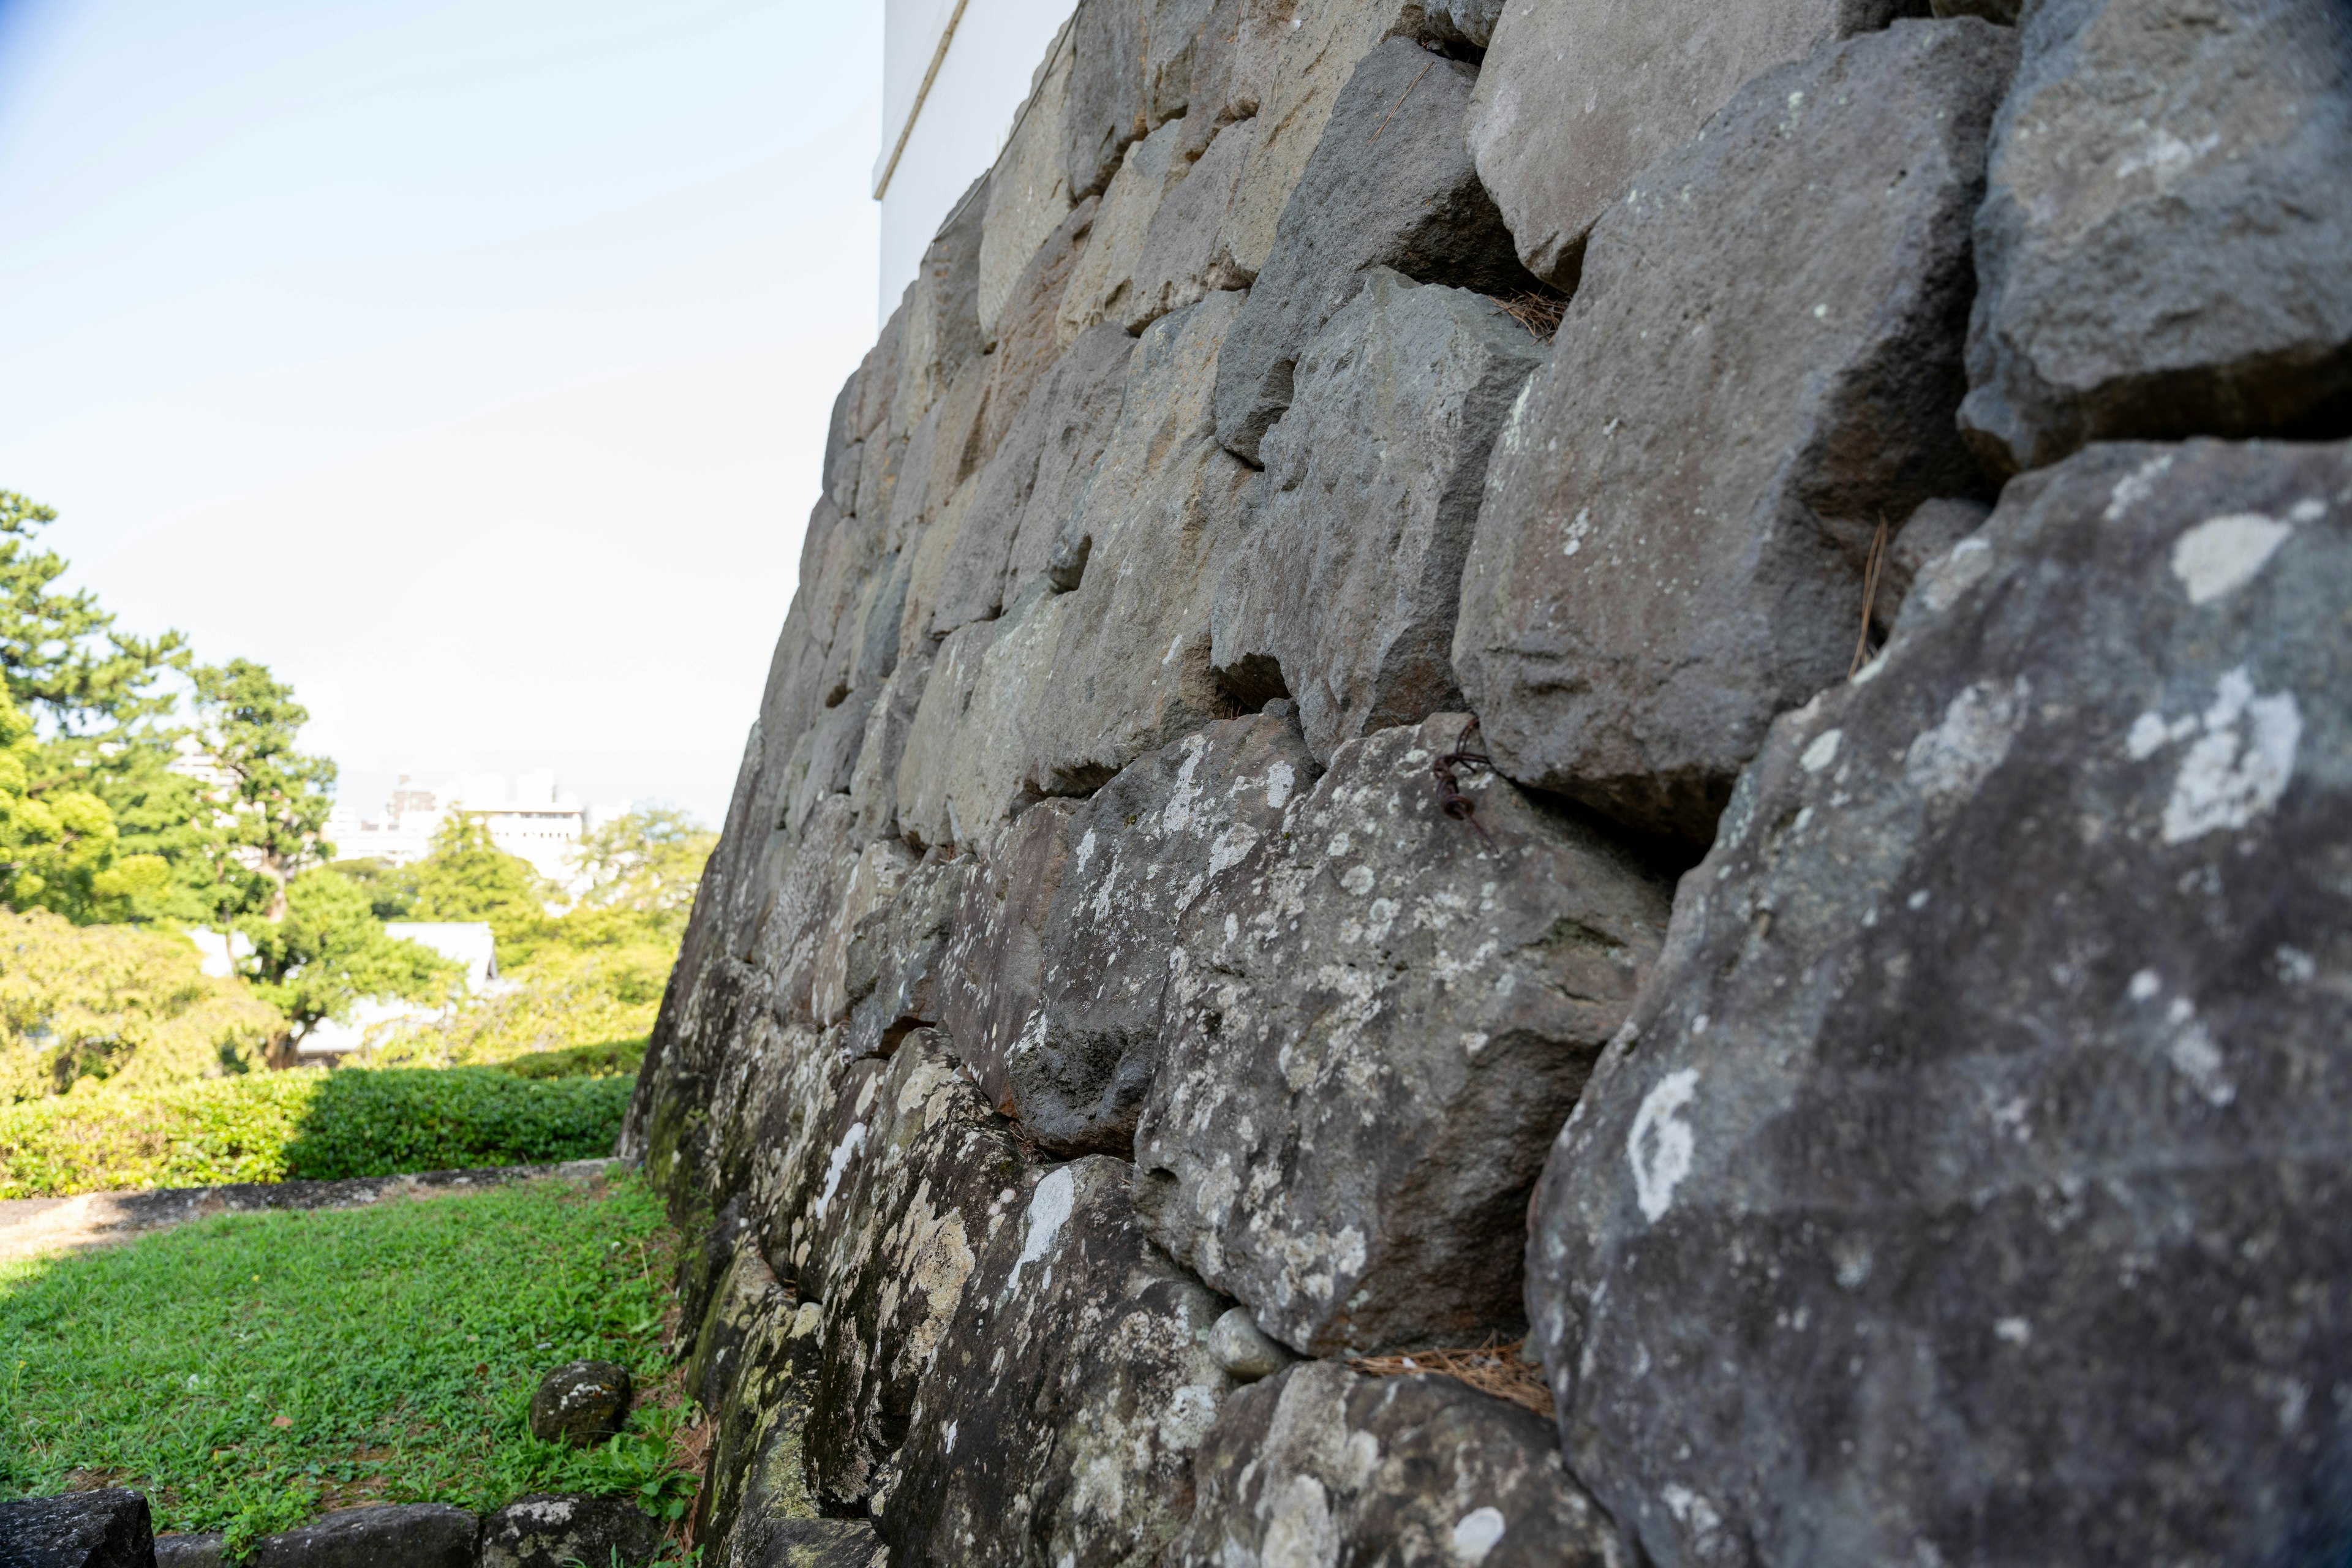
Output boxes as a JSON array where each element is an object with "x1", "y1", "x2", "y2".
[
  {"x1": 1627, "y1": 1068, "x2": 1700, "y2": 1224},
  {"x1": 1003, "y1": 1165, "x2": 1077, "y2": 1298},
  {"x1": 2150, "y1": 668, "x2": 2301, "y2": 844},
  {"x1": 1800, "y1": 728, "x2": 1842, "y2": 772},
  {"x1": 2171, "y1": 512, "x2": 2293, "y2": 605},
  {"x1": 1905, "y1": 678, "x2": 2028, "y2": 801}
]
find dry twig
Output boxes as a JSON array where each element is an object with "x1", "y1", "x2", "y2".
[
  {"x1": 1851, "y1": 516, "x2": 1890, "y2": 676},
  {"x1": 1369, "y1": 61, "x2": 1433, "y2": 143},
  {"x1": 1349, "y1": 1336, "x2": 1553, "y2": 1419},
  {"x1": 1490, "y1": 290, "x2": 1566, "y2": 344}
]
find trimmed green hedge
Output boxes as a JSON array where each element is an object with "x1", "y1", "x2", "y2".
[{"x1": 0, "y1": 1069, "x2": 633, "y2": 1198}]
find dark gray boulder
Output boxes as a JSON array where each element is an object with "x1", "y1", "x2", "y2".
[
  {"x1": 479, "y1": 1495, "x2": 663, "y2": 1568},
  {"x1": 876, "y1": 1156, "x2": 1237, "y2": 1566},
  {"x1": 990, "y1": 714, "x2": 1317, "y2": 1155},
  {"x1": 528, "y1": 1360, "x2": 633, "y2": 1447},
  {"x1": 1214, "y1": 268, "x2": 1547, "y2": 764},
  {"x1": 1135, "y1": 713, "x2": 1670, "y2": 1355},
  {"x1": 1125, "y1": 115, "x2": 1257, "y2": 331},
  {"x1": 1959, "y1": 0, "x2": 2352, "y2": 475},
  {"x1": 244, "y1": 1506, "x2": 478, "y2": 1568},
  {"x1": 150, "y1": 1536, "x2": 222, "y2": 1568},
  {"x1": 0, "y1": 1492, "x2": 152, "y2": 1568},
  {"x1": 1528, "y1": 437, "x2": 2352, "y2": 1568},
  {"x1": 1453, "y1": 20, "x2": 2015, "y2": 841},
  {"x1": 839, "y1": 858, "x2": 978, "y2": 1058},
  {"x1": 1213, "y1": 37, "x2": 1534, "y2": 463},
  {"x1": 1467, "y1": 0, "x2": 1920, "y2": 288},
  {"x1": 1062, "y1": 0, "x2": 1213, "y2": 199},
  {"x1": 1164, "y1": 1362, "x2": 1623, "y2": 1567}
]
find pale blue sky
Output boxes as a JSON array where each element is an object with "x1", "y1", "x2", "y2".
[{"x1": 0, "y1": 0, "x2": 882, "y2": 826}]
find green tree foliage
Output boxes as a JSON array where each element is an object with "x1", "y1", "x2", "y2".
[
  {"x1": 0, "y1": 908, "x2": 283, "y2": 1101},
  {"x1": 0, "y1": 490, "x2": 188, "y2": 732},
  {"x1": 236, "y1": 869, "x2": 456, "y2": 1044},
  {"x1": 0, "y1": 687, "x2": 169, "y2": 921},
  {"x1": 409, "y1": 815, "x2": 551, "y2": 954},
  {"x1": 185, "y1": 658, "x2": 339, "y2": 919}
]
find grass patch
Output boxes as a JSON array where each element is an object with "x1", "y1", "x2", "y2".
[
  {"x1": 0, "y1": 1172, "x2": 693, "y2": 1549},
  {"x1": 491, "y1": 1038, "x2": 648, "y2": 1082},
  {"x1": 0, "y1": 1069, "x2": 633, "y2": 1199}
]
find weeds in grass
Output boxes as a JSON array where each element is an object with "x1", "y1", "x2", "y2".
[{"x1": 0, "y1": 1172, "x2": 696, "y2": 1549}]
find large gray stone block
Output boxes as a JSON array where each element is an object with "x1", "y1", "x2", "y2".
[
  {"x1": 1166, "y1": 1362, "x2": 1624, "y2": 1568},
  {"x1": 1135, "y1": 714, "x2": 1670, "y2": 1355},
  {"x1": 1454, "y1": 20, "x2": 2015, "y2": 841},
  {"x1": 1213, "y1": 37, "x2": 1532, "y2": 462},
  {"x1": 978, "y1": 29, "x2": 1076, "y2": 347},
  {"x1": 1062, "y1": 0, "x2": 1214, "y2": 200},
  {"x1": 1125, "y1": 115, "x2": 1256, "y2": 332},
  {"x1": 876, "y1": 1156, "x2": 1236, "y2": 1566},
  {"x1": 480, "y1": 1496, "x2": 664, "y2": 1568},
  {"x1": 245, "y1": 1506, "x2": 479, "y2": 1568},
  {"x1": 1058, "y1": 117, "x2": 1185, "y2": 341},
  {"x1": 1213, "y1": 268, "x2": 1547, "y2": 764},
  {"x1": 0, "y1": 1492, "x2": 152, "y2": 1568},
  {"x1": 991, "y1": 714, "x2": 1317, "y2": 1155},
  {"x1": 1468, "y1": 0, "x2": 1918, "y2": 288},
  {"x1": 1528, "y1": 437, "x2": 2352, "y2": 1568},
  {"x1": 1959, "y1": 0, "x2": 2352, "y2": 475}
]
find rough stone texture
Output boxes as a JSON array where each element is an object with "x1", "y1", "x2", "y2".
[
  {"x1": 480, "y1": 1496, "x2": 664, "y2": 1568},
  {"x1": 1213, "y1": 38, "x2": 1534, "y2": 462},
  {"x1": 1959, "y1": 0, "x2": 2352, "y2": 475},
  {"x1": 1454, "y1": 20, "x2": 2016, "y2": 841},
  {"x1": 1468, "y1": 0, "x2": 1920, "y2": 288},
  {"x1": 0, "y1": 1492, "x2": 152, "y2": 1568},
  {"x1": 876, "y1": 1156, "x2": 1237, "y2": 1566},
  {"x1": 1167, "y1": 1362, "x2": 1624, "y2": 1568},
  {"x1": 931, "y1": 318, "x2": 1131, "y2": 639},
  {"x1": 1062, "y1": 0, "x2": 1214, "y2": 200},
  {"x1": 989, "y1": 714, "x2": 1317, "y2": 1155},
  {"x1": 1136, "y1": 714, "x2": 1670, "y2": 1355},
  {"x1": 624, "y1": 1, "x2": 2350, "y2": 1557},
  {"x1": 1530, "y1": 437, "x2": 2352, "y2": 1568},
  {"x1": 528, "y1": 1360, "x2": 633, "y2": 1446},
  {"x1": 244, "y1": 1506, "x2": 478, "y2": 1568},
  {"x1": 979, "y1": 29, "x2": 1077, "y2": 346},
  {"x1": 150, "y1": 1536, "x2": 222, "y2": 1568},
  {"x1": 1125, "y1": 116, "x2": 1256, "y2": 332},
  {"x1": 1214, "y1": 268, "x2": 1547, "y2": 764},
  {"x1": 1216, "y1": 0, "x2": 1423, "y2": 285},
  {"x1": 939, "y1": 293, "x2": 1255, "y2": 841},
  {"x1": 1057, "y1": 118, "x2": 1185, "y2": 341}
]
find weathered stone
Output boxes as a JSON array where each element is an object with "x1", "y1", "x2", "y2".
[
  {"x1": 245, "y1": 1506, "x2": 478, "y2": 1568},
  {"x1": 1959, "y1": 0, "x2": 2352, "y2": 474},
  {"x1": 151, "y1": 1536, "x2": 223, "y2": 1568},
  {"x1": 1871, "y1": 496, "x2": 1991, "y2": 633},
  {"x1": 1166, "y1": 1362, "x2": 1624, "y2": 1568},
  {"x1": 1207, "y1": 1305, "x2": 1292, "y2": 1381},
  {"x1": 840, "y1": 858, "x2": 978, "y2": 1060},
  {"x1": 875, "y1": 1156, "x2": 1237, "y2": 1567},
  {"x1": 1176, "y1": 0, "x2": 1297, "y2": 161},
  {"x1": 1125, "y1": 117, "x2": 1255, "y2": 333},
  {"x1": 1214, "y1": 38, "x2": 1533, "y2": 462},
  {"x1": 976, "y1": 194, "x2": 1097, "y2": 462},
  {"x1": 1135, "y1": 713, "x2": 1670, "y2": 1355},
  {"x1": 889, "y1": 177, "x2": 989, "y2": 443},
  {"x1": 998, "y1": 714, "x2": 1317, "y2": 1155},
  {"x1": 480, "y1": 1496, "x2": 664, "y2": 1568},
  {"x1": 1216, "y1": 0, "x2": 1424, "y2": 285},
  {"x1": 940, "y1": 294, "x2": 1255, "y2": 842},
  {"x1": 528, "y1": 1359, "x2": 633, "y2": 1446},
  {"x1": 979, "y1": 29, "x2": 1077, "y2": 347},
  {"x1": 932, "y1": 317, "x2": 1131, "y2": 639},
  {"x1": 811, "y1": 839, "x2": 916, "y2": 1027},
  {"x1": 1454, "y1": 21, "x2": 2016, "y2": 840},
  {"x1": 1062, "y1": 0, "x2": 1212, "y2": 199},
  {"x1": 851, "y1": 306, "x2": 903, "y2": 442},
  {"x1": 937, "y1": 798, "x2": 1082, "y2": 1112},
  {"x1": 846, "y1": 648, "x2": 929, "y2": 842},
  {"x1": 0, "y1": 1491, "x2": 153, "y2": 1568},
  {"x1": 895, "y1": 619, "x2": 1002, "y2": 850},
  {"x1": 776, "y1": 693, "x2": 868, "y2": 843},
  {"x1": 1468, "y1": 0, "x2": 1920, "y2": 288},
  {"x1": 1528, "y1": 437, "x2": 2352, "y2": 1568},
  {"x1": 1427, "y1": 0, "x2": 1506, "y2": 47},
  {"x1": 745, "y1": 796, "x2": 859, "y2": 1029},
  {"x1": 1214, "y1": 268, "x2": 1546, "y2": 763},
  {"x1": 780, "y1": 1035, "x2": 1022, "y2": 1511},
  {"x1": 1057, "y1": 118, "x2": 1185, "y2": 341}
]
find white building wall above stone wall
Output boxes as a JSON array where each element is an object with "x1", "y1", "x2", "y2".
[{"x1": 875, "y1": 0, "x2": 1076, "y2": 322}]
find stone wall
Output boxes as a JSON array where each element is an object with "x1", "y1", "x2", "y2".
[{"x1": 623, "y1": 0, "x2": 2352, "y2": 1561}]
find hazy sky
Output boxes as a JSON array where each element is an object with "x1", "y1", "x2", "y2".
[{"x1": 0, "y1": 0, "x2": 883, "y2": 827}]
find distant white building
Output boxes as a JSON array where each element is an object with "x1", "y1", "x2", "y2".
[
  {"x1": 326, "y1": 771, "x2": 622, "y2": 886},
  {"x1": 293, "y1": 920, "x2": 502, "y2": 1061}
]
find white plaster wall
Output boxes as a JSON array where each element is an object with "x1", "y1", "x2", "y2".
[{"x1": 876, "y1": 0, "x2": 1077, "y2": 323}]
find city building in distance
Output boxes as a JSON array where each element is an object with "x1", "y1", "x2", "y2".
[{"x1": 324, "y1": 770, "x2": 628, "y2": 885}]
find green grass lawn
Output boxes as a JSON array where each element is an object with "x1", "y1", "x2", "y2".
[{"x1": 0, "y1": 1171, "x2": 693, "y2": 1550}]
